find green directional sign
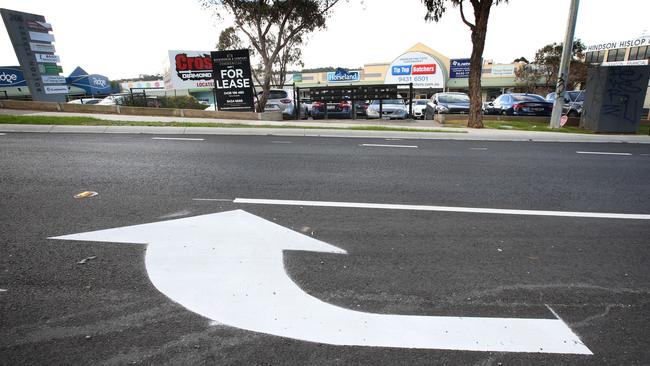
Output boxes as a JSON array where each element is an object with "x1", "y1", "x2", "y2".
[
  {"x1": 39, "y1": 63, "x2": 63, "y2": 75},
  {"x1": 293, "y1": 73, "x2": 302, "y2": 83}
]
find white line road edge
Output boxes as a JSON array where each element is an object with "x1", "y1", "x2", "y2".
[
  {"x1": 49, "y1": 210, "x2": 592, "y2": 354},
  {"x1": 360, "y1": 143, "x2": 418, "y2": 148},
  {"x1": 231, "y1": 198, "x2": 650, "y2": 220},
  {"x1": 576, "y1": 151, "x2": 632, "y2": 156},
  {"x1": 152, "y1": 137, "x2": 204, "y2": 141}
]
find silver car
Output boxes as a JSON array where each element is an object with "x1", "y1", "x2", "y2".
[
  {"x1": 257, "y1": 89, "x2": 307, "y2": 118},
  {"x1": 366, "y1": 99, "x2": 407, "y2": 119}
]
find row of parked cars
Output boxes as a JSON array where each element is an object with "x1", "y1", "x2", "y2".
[{"x1": 257, "y1": 88, "x2": 585, "y2": 120}]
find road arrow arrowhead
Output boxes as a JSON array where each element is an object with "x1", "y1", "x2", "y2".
[{"x1": 50, "y1": 209, "x2": 591, "y2": 354}]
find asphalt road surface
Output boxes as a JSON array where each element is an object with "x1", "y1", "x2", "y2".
[{"x1": 1, "y1": 132, "x2": 649, "y2": 365}]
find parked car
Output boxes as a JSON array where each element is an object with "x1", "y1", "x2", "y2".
[
  {"x1": 411, "y1": 99, "x2": 428, "y2": 119},
  {"x1": 67, "y1": 98, "x2": 103, "y2": 105},
  {"x1": 354, "y1": 100, "x2": 369, "y2": 117},
  {"x1": 545, "y1": 90, "x2": 584, "y2": 117},
  {"x1": 97, "y1": 94, "x2": 127, "y2": 105},
  {"x1": 424, "y1": 92, "x2": 470, "y2": 119},
  {"x1": 484, "y1": 93, "x2": 552, "y2": 116},
  {"x1": 256, "y1": 89, "x2": 307, "y2": 118},
  {"x1": 366, "y1": 99, "x2": 407, "y2": 119},
  {"x1": 299, "y1": 98, "x2": 312, "y2": 117},
  {"x1": 310, "y1": 100, "x2": 352, "y2": 119}
]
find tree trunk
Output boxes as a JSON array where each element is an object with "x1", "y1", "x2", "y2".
[
  {"x1": 256, "y1": 63, "x2": 273, "y2": 112},
  {"x1": 467, "y1": 1, "x2": 492, "y2": 128}
]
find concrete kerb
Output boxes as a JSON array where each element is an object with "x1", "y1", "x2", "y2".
[{"x1": 2, "y1": 123, "x2": 650, "y2": 143}]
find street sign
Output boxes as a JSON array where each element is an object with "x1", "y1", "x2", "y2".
[
  {"x1": 51, "y1": 210, "x2": 592, "y2": 354},
  {"x1": 1, "y1": 8, "x2": 66, "y2": 102},
  {"x1": 560, "y1": 115, "x2": 569, "y2": 127},
  {"x1": 211, "y1": 49, "x2": 255, "y2": 112}
]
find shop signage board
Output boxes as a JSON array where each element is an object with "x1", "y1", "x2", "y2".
[
  {"x1": 168, "y1": 50, "x2": 214, "y2": 90},
  {"x1": 587, "y1": 36, "x2": 650, "y2": 52},
  {"x1": 30, "y1": 42, "x2": 55, "y2": 53},
  {"x1": 1, "y1": 8, "x2": 66, "y2": 102},
  {"x1": 41, "y1": 75, "x2": 66, "y2": 84},
  {"x1": 44, "y1": 85, "x2": 69, "y2": 94},
  {"x1": 35, "y1": 53, "x2": 60, "y2": 63},
  {"x1": 327, "y1": 68, "x2": 361, "y2": 83},
  {"x1": 491, "y1": 65, "x2": 515, "y2": 76},
  {"x1": 0, "y1": 66, "x2": 27, "y2": 87},
  {"x1": 449, "y1": 58, "x2": 472, "y2": 78},
  {"x1": 293, "y1": 73, "x2": 303, "y2": 82},
  {"x1": 39, "y1": 64, "x2": 63, "y2": 75},
  {"x1": 211, "y1": 49, "x2": 255, "y2": 112},
  {"x1": 384, "y1": 52, "x2": 444, "y2": 89}
]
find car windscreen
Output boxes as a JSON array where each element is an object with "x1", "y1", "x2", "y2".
[
  {"x1": 511, "y1": 94, "x2": 545, "y2": 102},
  {"x1": 438, "y1": 94, "x2": 469, "y2": 103},
  {"x1": 267, "y1": 90, "x2": 288, "y2": 99},
  {"x1": 567, "y1": 91, "x2": 584, "y2": 102},
  {"x1": 413, "y1": 100, "x2": 427, "y2": 105}
]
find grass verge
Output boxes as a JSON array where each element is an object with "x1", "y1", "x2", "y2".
[
  {"x1": 0, "y1": 114, "x2": 465, "y2": 133},
  {"x1": 444, "y1": 119, "x2": 650, "y2": 135}
]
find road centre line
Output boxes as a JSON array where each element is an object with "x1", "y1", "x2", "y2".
[
  {"x1": 271, "y1": 141, "x2": 293, "y2": 144},
  {"x1": 576, "y1": 151, "x2": 631, "y2": 156},
  {"x1": 0, "y1": 133, "x2": 6, "y2": 135},
  {"x1": 469, "y1": 147, "x2": 488, "y2": 150},
  {"x1": 360, "y1": 143, "x2": 418, "y2": 148},
  {"x1": 193, "y1": 198, "x2": 233, "y2": 202},
  {"x1": 152, "y1": 137, "x2": 204, "y2": 141},
  {"x1": 232, "y1": 198, "x2": 650, "y2": 220}
]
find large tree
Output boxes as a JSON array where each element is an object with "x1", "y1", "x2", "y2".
[
  {"x1": 422, "y1": 0, "x2": 508, "y2": 128},
  {"x1": 201, "y1": 0, "x2": 341, "y2": 112},
  {"x1": 533, "y1": 40, "x2": 587, "y2": 91}
]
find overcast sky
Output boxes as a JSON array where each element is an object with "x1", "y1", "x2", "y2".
[{"x1": 1, "y1": 0, "x2": 647, "y2": 80}]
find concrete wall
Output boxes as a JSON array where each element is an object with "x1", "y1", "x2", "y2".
[{"x1": 0, "y1": 100, "x2": 282, "y2": 121}]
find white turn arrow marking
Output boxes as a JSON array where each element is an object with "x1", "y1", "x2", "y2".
[{"x1": 50, "y1": 210, "x2": 591, "y2": 354}]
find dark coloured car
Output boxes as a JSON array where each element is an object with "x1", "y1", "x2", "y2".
[
  {"x1": 546, "y1": 90, "x2": 584, "y2": 117},
  {"x1": 311, "y1": 101, "x2": 352, "y2": 119},
  {"x1": 484, "y1": 93, "x2": 552, "y2": 116},
  {"x1": 424, "y1": 92, "x2": 470, "y2": 120}
]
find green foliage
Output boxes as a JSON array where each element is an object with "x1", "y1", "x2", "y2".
[
  {"x1": 532, "y1": 39, "x2": 588, "y2": 90},
  {"x1": 159, "y1": 96, "x2": 206, "y2": 109},
  {"x1": 200, "y1": 0, "x2": 342, "y2": 109}
]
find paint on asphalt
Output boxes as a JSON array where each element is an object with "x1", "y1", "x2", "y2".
[
  {"x1": 231, "y1": 198, "x2": 650, "y2": 220},
  {"x1": 49, "y1": 210, "x2": 592, "y2": 354},
  {"x1": 576, "y1": 151, "x2": 631, "y2": 156},
  {"x1": 360, "y1": 144, "x2": 418, "y2": 148},
  {"x1": 152, "y1": 137, "x2": 204, "y2": 141}
]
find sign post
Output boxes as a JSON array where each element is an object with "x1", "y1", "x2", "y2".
[
  {"x1": 211, "y1": 49, "x2": 255, "y2": 112},
  {"x1": 1, "y1": 8, "x2": 67, "y2": 102}
]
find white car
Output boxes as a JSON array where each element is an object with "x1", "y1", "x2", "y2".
[
  {"x1": 97, "y1": 95, "x2": 126, "y2": 105},
  {"x1": 411, "y1": 99, "x2": 428, "y2": 119},
  {"x1": 366, "y1": 99, "x2": 408, "y2": 119},
  {"x1": 67, "y1": 98, "x2": 103, "y2": 105}
]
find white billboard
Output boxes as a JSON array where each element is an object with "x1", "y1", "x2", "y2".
[
  {"x1": 384, "y1": 52, "x2": 445, "y2": 89},
  {"x1": 168, "y1": 50, "x2": 214, "y2": 90}
]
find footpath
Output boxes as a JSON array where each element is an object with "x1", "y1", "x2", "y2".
[{"x1": 1, "y1": 108, "x2": 649, "y2": 144}]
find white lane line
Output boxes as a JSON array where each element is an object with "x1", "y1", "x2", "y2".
[
  {"x1": 0, "y1": 133, "x2": 6, "y2": 136},
  {"x1": 232, "y1": 198, "x2": 650, "y2": 220},
  {"x1": 470, "y1": 147, "x2": 488, "y2": 150},
  {"x1": 193, "y1": 198, "x2": 232, "y2": 202},
  {"x1": 641, "y1": 153, "x2": 649, "y2": 156},
  {"x1": 152, "y1": 137, "x2": 204, "y2": 141},
  {"x1": 576, "y1": 151, "x2": 631, "y2": 156},
  {"x1": 360, "y1": 144, "x2": 418, "y2": 148},
  {"x1": 0, "y1": 289, "x2": 6, "y2": 292},
  {"x1": 271, "y1": 141, "x2": 293, "y2": 144}
]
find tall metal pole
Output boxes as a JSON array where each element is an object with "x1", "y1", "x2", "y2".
[{"x1": 550, "y1": 0, "x2": 580, "y2": 129}]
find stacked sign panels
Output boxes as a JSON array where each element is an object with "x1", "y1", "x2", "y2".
[{"x1": 1, "y1": 8, "x2": 67, "y2": 102}]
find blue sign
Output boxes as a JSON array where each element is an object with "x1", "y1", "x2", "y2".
[
  {"x1": 0, "y1": 66, "x2": 27, "y2": 87},
  {"x1": 391, "y1": 65, "x2": 412, "y2": 76},
  {"x1": 327, "y1": 68, "x2": 360, "y2": 82},
  {"x1": 66, "y1": 66, "x2": 112, "y2": 95},
  {"x1": 449, "y1": 58, "x2": 472, "y2": 78}
]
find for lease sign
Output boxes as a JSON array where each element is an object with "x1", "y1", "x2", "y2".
[{"x1": 211, "y1": 49, "x2": 255, "y2": 112}]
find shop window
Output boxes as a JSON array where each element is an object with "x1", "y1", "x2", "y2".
[
  {"x1": 607, "y1": 48, "x2": 625, "y2": 62},
  {"x1": 629, "y1": 46, "x2": 649, "y2": 61}
]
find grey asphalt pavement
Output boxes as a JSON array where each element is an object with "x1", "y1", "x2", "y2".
[{"x1": 1, "y1": 132, "x2": 649, "y2": 365}]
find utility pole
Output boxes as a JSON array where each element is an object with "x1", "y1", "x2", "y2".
[{"x1": 550, "y1": 0, "x2": 580, "y2": 129}]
